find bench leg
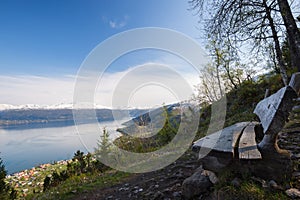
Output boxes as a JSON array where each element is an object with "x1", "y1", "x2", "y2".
[{"x1": 258, "y1": 134, "x2": 290, "y2": 157}]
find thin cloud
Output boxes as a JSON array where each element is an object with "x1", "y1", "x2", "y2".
[
  {"x1": 94, "y1": 62, "x2": 200, "y2": 108},
  {"x1": 0, "y1": 62, "x2": 200, "y2": 108},
  {"x1": 0, "y1": 75, "x2": 75, "y2": 105},
  {"x1": 107, "y1": 15, "x2": 129, "y2": 29}
]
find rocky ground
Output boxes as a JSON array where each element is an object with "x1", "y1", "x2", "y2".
[
  {"x1": 73, "y1": 152, "x2": 201, "y2": 200},
  {"x1": 72, "y1": 109, "x2": 300, "y2": 200}
]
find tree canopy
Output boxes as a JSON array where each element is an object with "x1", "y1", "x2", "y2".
[{"x1": 190, "y1": 0, "x2": 300, "y2": 84}]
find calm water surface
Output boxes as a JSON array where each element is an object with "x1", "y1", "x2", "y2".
[{"x1": 0, "y1": 120, "x2": 126, "y2": 174}]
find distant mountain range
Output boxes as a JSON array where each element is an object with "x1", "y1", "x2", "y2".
[
  {"x1": 0, "y1": 102, "x2": 197, "y2": 131},
  {"x1": 0, "y1": 103, "x2": 111, "y2": 111},
  {"x1": 0, "y1": 104, "x2": 149, "y2": 128}
]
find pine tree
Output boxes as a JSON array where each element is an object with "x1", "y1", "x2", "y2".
[
  {"x1": 95, "y1": 128, "x2": 111, "y2": 159},
  {"x1": 0, "y1": 156, "x2": 7, "y2": 194}
]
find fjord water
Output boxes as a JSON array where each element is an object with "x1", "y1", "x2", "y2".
[{"x1": 0, "y1": 120, "x2": 125, "y2": 174}]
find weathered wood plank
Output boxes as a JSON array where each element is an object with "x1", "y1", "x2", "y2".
[
  {"x1": 253, "y1": 86, "x2": 297, "y2": 135},
  {"x1": 192, "y1": 122, "x2": 250, "y2": 157},
  {"x1": 238, "y1": 123, "x2": 262, "y2": 159}
]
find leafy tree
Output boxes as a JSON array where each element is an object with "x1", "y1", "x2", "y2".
[
  {"x1": 194, "y1": 37, "x2": 255, "y2": 104},
  {"x1": 189, "y1": 0, "x2": 300, "y2": 84},
  {"x1": 194, "y1": 64, "x2": 224, "y2": 104}
]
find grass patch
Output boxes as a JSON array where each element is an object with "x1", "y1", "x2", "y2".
[
  {"x1": 215, "y1": 182, "x2": 289, "y2": 200},
  {"x1": 26, "y1": 170, "x2": 130, "y2": 200}
]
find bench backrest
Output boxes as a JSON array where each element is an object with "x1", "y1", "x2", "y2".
[
  {"x1": 253, "y1": 73, "x2": 300, "y2": 135},
  {"x1": 253, "y1": 86, "x2": 297, "y2": 135}
]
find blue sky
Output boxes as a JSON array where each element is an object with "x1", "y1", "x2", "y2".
[
  {"x1": 0, "y1": 0, "x2": 206, "y2": 106},
  {"x1": 0, "y1": 0, "x2": 202, "y2": 75}
]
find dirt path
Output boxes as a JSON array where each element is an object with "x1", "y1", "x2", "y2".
[{"x1": 73, "y1": 152, "x2": 200, "y2": 200}]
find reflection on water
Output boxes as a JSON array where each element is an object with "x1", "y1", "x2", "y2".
[{"x1": 0, "y1": 120, "x2": 126, "y2": 174}]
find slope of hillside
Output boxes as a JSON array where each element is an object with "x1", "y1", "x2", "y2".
[{"x1": 5, "y1": 75, "x2": 300, "y2": 200}]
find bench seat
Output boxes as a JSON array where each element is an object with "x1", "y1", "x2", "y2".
[{"x1": 192, "y1": 122, "x2": 261, "y2": 160}]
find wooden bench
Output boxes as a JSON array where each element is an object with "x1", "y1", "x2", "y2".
[{"x1": 192, "y1": 73, "x2": 300, "y2": 175}]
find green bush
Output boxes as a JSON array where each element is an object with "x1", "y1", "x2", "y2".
[{"x1": 0, "y1": 157, "x2": 6, "y2": 194}]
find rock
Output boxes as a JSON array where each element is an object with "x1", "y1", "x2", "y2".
[
  {"x1": 292, "y1": 172, "x2": 300, "y2": 178},
  {"x1": 200, "y1": 156, "x2": 231, "y2": 172},
  {"x1": 182, "y1": 168, "x2": 213, "y2": 199},
  {"x1": 201, "y1": 170, "x2": 218, "y2": 184},
  {"x1": 268, "y1": 180, "x2": 277, "y2": 188},
  {"x1": 172, "y1": 191, "x2": 181, "y2": 197},
  {"x1": 106, "y1": 195, "x2": 113, "y2": 200},
  {"x1": 291, "y1": 153, "x2": 300, "y2": 160},
  {"x1": 268, "y1": 180, "x2": 283, "y2": 190},
  {"x1": 292, "y1": 105, "x2": 300, "y2": 111},
  {"x1": 153, "y1": 191, "x2": 164, "y2": 199},
  {"x1": 133, "y1": 189, "x2": 139, "y2": 194},
  {"x1": 119, "y1": 187, "x2": 130, "y2": 192},
  {"x1": 231, "y1": 177, "x2": 241, "y2": 188},
  {"x1": 285, "y1": 188, "x2": 300, "y2": 198},
  {"x1": 251, "y1": 177, "x2": 268, "y2": 188},
  {"x1": 144, "y1": 191, "x2": 154, "y2": 197}
]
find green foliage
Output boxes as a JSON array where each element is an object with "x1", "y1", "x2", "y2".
[
  {"x1": 9, "y1": 188, "x2": 17, "y2": 200},
  {"x1": 42, "y1": 148, "x2": 111, "y2": 193},
  {"x1": 28, "y1": 171, "x2": 130, "y2": 200},
  {"x1": 156, "y1": 112, "x2": 178, "y2": 145},
  {"x1": 43, "y1": 169, "x2": 71, "y2": 192},
  {"x1": 43, "y1": 176, "x2": 51, "y2": 192},
  {"x1": 0, "y1": 156, "x2": 16, "y2": 200},
  {"x1": 114, "y1": 107, "x2": 179, "y2": 153},
  {"x1": 213, "y1": 165, "x2": 289, "y2": 200},
  {"x1": 73, "y1": 150, "x2": 86, "y2": 173},
  {"x1": 95, "y1": 128, "x2": 111, "y2": 159},
  {"x1": 93, "y1": 128, "x2": 114, "y2": 171},
  {"x1": 215, "y1": 181, "x2": 288, "y2": 200},
  {"x1": 0, "y1": 157, "x2": 7, "y2": 194},
  {"x1": 114, "y1": 135, "x2": 158, "y2": 153}
]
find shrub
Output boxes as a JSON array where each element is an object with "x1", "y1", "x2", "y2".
[{"x1": 0, "y1": 156, "x2": 7, "y2": 194}]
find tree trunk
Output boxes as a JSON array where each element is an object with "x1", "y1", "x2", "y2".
[
  {"x1": 215, "y1": 48, "x2": 224, "y2": 97},
  {"x1": 264, "y1": 0, "x2": 288, "y2": 85},
  {"x1": 277, "y1": 0, "x2": 300, "y2": 72}
]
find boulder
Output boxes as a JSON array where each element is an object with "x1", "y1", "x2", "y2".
[
  {"x1": 285, "y1": 188, "x2": 300, "y2": 198},
  {"x1": 182, "y1": 167, "x2": 213, "y2": 199}
]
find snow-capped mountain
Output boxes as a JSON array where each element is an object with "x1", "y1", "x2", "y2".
[
  {"x1": 0, "y1": 103, "x2": 158, "y2": 111},
  {"x1": 0, "y1": 103, "x2": 113, "y2": 111},
  {"x1": 0, "y1": 103, "x2": 149, "y2": 128},
  {"x1": 0, "y1": 102, "x2": 197, "y2": 128}
]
